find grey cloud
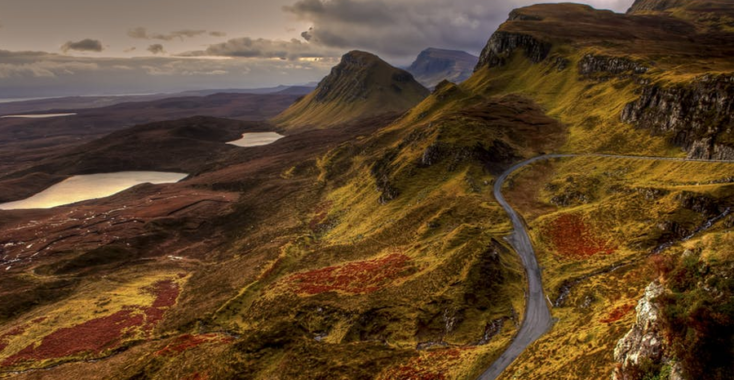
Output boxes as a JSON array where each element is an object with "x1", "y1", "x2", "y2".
[
  {"x1": 209, "y1": 31, "x2": 227, "y2": 37},
  {"x1": 127, "y1": 27, "x2": 148, "y2": 39},
  {"x1": 147, "y1": 44, "x2": 165, "y2": 54},
  {"x1": 183, "y1": 37, "x2": 339, "y2": 60},
  {"x1": 61, "y1": 39, "x2": 104, "y2": 53},
  {"x1": 128, "y1": 27, "x2": 215, "y2": 41},
  {"x1": 301, "y1": 28, "x2": 313, "y2": 41},
  {"x1": 124, "y1": 47, "x2": 137, "y2": 53}
]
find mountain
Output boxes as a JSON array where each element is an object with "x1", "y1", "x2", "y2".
[
  {"x1": 406, "y1": 48, "x2": 479, "y2": 88},
  {"x1": 272, "y1": 50, "x2": 429, "y2": 130}
]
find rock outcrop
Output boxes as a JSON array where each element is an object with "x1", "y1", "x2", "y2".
[
  {"x1": 614, "y1": 282, "x2": 665, "y2": 372},
  {"x1": 578, "y1": 54, "x2": 648, "y2": 78},
  {"x1": 621, "y1": 74, "x2": 734, "y2": 159},
  {"x1": 476, "y1": 31, "x2": 551, "y2": 70},
  {"x1": 613, "y1": 282, "x2": 686, "y2": 380}
]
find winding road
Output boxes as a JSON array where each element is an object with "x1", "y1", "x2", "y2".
[{"x1": 478, "y1": 153, "x2": 734, "y2": 380}]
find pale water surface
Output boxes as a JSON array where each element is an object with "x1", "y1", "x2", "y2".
[
  {"x1": 227, "y1": 132, "x2": 284, "y2": 147},
  {"x1": 0, "y1": 113, "x2": 77, "y2": 119},
  {"x1": 0, "y1": 171, "x2": 187, "y2": 210}
]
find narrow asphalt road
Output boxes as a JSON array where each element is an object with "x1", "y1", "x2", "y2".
[{"x1": 478, "y1": 153, "x2": 734, "y2": 380}]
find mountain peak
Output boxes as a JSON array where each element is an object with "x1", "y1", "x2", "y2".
[
  {"x1": 272, "y1": 50, "x2": 429, "y2": 129},
  {"x1": 407, "y1": 48, "x2": 479, "y2": 88}
]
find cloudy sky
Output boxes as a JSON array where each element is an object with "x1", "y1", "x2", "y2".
[{"x1": 0, "y1": 0, "x2": 633, "y2": 98}]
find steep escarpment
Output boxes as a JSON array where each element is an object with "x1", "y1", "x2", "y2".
[
  {"x1": 621, "y1": 75, "x2": 734, "y2": 159},
  {"x1": 273, "y1": 51, "x2": 429, "y2": 130},
  {"x1": 468, "y1": 1, "x2": 734, "y2": 158}
]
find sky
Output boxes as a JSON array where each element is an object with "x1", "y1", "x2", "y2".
[{"x1": 0, "y1": 0, "x2": 634, "y2": 98}]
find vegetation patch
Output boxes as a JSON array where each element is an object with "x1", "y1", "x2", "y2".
[
  {"x1": 545, "y1": 213, "x2": 617, "y2": 258},
  {"x1": 377, "y1": 347, "x2": 476, "y2": 380},
  {"x1": 142, "y1": 280, "x2": 181, "y2": 333},
  {"x1": 1, "y1": 308, "x2": 143, "y2": 366},
  {"x1": 0, "y1": 279, "x2": 181, "y2": 368},
  {"x1": 280, "y1": 253, "x2": 416, "y2": 295},
  {"x1": 599, "y1": 304, "x2": 635, "y2": 323},
  {"x1": 154, "y1": 334, "x2": 234, "y2": 357}
]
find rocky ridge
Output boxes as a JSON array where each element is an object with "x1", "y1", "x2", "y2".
[{"x1": 621, "y1": 74, "x2": 734, "y2": 160}]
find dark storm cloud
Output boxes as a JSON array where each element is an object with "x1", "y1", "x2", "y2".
[
  {"x1": 182, "y1": 37, "x2": 339, "y2": 60},
  {"x1": 281, "y1": 0, "x2": 633, "y2": 60},
  {"x1": 128, "y1": 27, "x2": 226, "y2": 41},
  {"x1": 282, "y1": 0, "x2": 506, "y2": 58},
  {"x1": 61, "y1": 39, "x2": 104, "y2": 53},
  {"x1": 183, "y1": 0, "x2": 633, "y2": 63},
  {"x1": 147, "y1": 44, "x2": 165, "y2": 54}
]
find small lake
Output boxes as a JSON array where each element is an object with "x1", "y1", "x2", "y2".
[
  {"x1": 0, "y1": 172, "x2": 187, "y2": 210},
  {"x1": 227, "y1": 132, "x2": 284, "y2": 147},
  {"x1": 0, "y1": 113, "x2": 77, "y2": 119}
]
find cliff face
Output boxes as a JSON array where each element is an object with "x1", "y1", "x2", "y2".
[
  {"x1": 621, "y1": 75, "x2": 734, "y2": 160},
  {"x1": 476, "y1": 31, "x2": 550, "y2": 70}
]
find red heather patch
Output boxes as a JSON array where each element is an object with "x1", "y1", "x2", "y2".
[
  {"x1": 600, "y1": 304, "x2": 636, "y2": 323},
  {"x1": 1, "y1": 279, "x2": 181, "y2": 367},
  {"x1": 154, "y1": 334, "x2": 234, "y2": 357},
  {"x1": 381, "y1": 348, "x2": 467, "y2": 380},
  {"x1": 286, "y1": 253, "x2": 414, "y2": 295},
  {"x1": 182, "y1": 373, "x2": 209, "y2": 380},
  {"x1": 2, "y1": 308, "x2": 143, "y2": 366},
  {"x1": 142, "y1": 280, "x2": 180, "y2": 332},
  {"x1": 546, "y1": 214, "x2": 616, "y2": 258}
]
